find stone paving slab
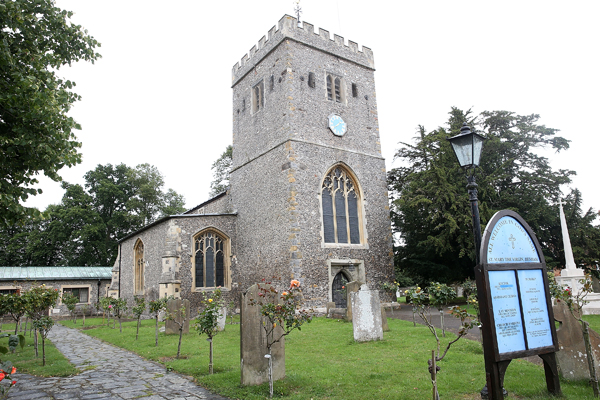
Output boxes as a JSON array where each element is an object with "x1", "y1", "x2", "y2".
[{"x1": 8, "y1": 324, "x2": 229, "y2": 399}]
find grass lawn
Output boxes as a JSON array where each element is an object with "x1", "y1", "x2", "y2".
[
  {"x1": 66, "y1": 316, "x2": 598, "y2": 399},
  {"x1": 0, "y1": 323, "x2": 78, "y2": 377}
]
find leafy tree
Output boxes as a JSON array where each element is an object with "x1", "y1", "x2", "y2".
[
  {"x1": 62, "y1": 293, "x2": 78, "y2": 324},
  {"x1": 0, "y1": 163, "x2": 186, "y2": 267},
  {"x1": 209, "y1": 145, "x2": 232, "y2": 197},
  {"x1": 132, "y1": 296, "x2": 146, "y2": 341},
  {"x1": 22, "y1": 284, "x2": 59, "y2": 356},
  {"x1": 161, "y1": 189, "x2": 186, "y2": 217},
  {"x1": 195, "y1": 289, "x2": 224, "y2": 374},
  {"x1": 2, "y1": 294, "x2": 27, "y2": 334},
  {"x1": 32, "y1": 316, "x2": 53, "y2": 366},
  {"x1": 0, "y1": 0, "x2": 100, "y2": 227},
  {"x1": 148, "y1": 297, "x2": 168, "y2": 347},
  {"x1": 165, "y1": 301, "x2": 189, "y2": 359},
  {"x1": 111, "y1": 298, "x2": 128, "y2": 333},
  {"x1": 388, "y1": 107, "x2": 596, "y2": 284}
]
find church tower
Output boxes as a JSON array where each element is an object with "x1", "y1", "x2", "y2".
[{"x1": 230, "y1": 15, "x2": 393, "y2": 306}]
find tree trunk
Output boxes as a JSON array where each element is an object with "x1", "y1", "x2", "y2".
[
  {"x1": 412, "y1": 306, "x2": 416, "y2": 327},
  {"x1": 113, "y1": 317, "x2": 116, "y2": 329},
  {"x1": 83, "y1": 312, "x2": 86, "y2": 327},
  {"x1": 136, "y1": 318, "x2": 140, "y2": 340},
  {"x1": 209, "y1": 338, "x2": 214, "y2": 374},
  {"x1": 440, "y1": 309, "x2": 445, "y2": 338},
  {"x1": 268, "y1": 347, "x2": 273, "y2": 398},
  {"x1": 119, "y1": 318, "x2": 122, "y2": 333},
  {"x1": 155, "y1": 317, "x2": 159, "y2": 347},
  {"x1": 42, "y1": 337, "x2": 46, "y2": 366},
  {"x1": 34, "y1": 328, "x2": 38, "y2": 357},
  {"x1": 177, "y1": 328, "x2": 183, "y2": 359},
  {"x1": 582, "y1": 321, "x2": 600, "y2": 397},
  {"x1": 431, "y1": 350, "x2": 440, "y2": 400}
]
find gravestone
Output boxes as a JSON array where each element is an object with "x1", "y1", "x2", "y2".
[
  {"x1": 350, "y1": 284, "x2": 383, "y2": 342},
  {"x1": 165, "y1": 298, "x2": 190, "y2": 335},
  {"x1": 381, "y1": 306, "x2": 389, "y2": 332},
  {"x1": 345, "y1": 281, "x2": 362, "y2": 321},
  {"x1": 217, "y1": 306, "x2": 227, "y2": 331},
  {"x1": 327, "y1": 308, "x2": 346, "y2": 319},
  {"x1": 553, "y1": 301, "x2": 600, "y2": 380},
  {"x1": 326, "y1": 301, "x2": 336, "y2": 316},
  {"x1": 240, "y1": 284, "x2": 285, "y2": 386}
]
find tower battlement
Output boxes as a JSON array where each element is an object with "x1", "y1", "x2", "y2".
[{"x1": 232, "y1": 14, "x2": 374, "y2": 86}]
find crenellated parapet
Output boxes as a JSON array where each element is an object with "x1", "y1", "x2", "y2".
[{"x1": 232, "y1": 14, "x2": 374, "y2": 86}]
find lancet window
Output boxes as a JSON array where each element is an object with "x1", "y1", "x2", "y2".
[{"x1": 134, "y1": 239, "x2": 144, "y2": 294}]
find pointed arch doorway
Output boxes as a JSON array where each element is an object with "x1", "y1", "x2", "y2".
[{"x1": 332, "y1": 271, "x2": 350, "y2": 308}]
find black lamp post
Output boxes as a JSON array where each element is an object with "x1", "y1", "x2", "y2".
[
  {"x1": 449, "y1": 123, "x2": 500, "y2": 399},
  {"x1": 448, "y1": 123, "x2": 485, "y2": 263}
]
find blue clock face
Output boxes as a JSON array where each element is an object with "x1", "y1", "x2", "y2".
[{"x1": 328, "y1": 114, "x2": 347, "y2": 136}]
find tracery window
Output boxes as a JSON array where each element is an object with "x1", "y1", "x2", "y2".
[
  {"x1": 134, "y1": 239, "x2": 144, "y2": 294},
  {"x1": 321, "y1": 167, "x2": 362, "y2": 244},
  {"x1": 194, "y1": 230, "x2": 228, "y2": 288}
]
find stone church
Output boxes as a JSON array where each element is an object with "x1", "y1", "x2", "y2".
[{"x1": 107, "y1": 15, "x2": 394, "y2": 311}]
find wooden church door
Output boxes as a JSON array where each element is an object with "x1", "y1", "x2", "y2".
[{"x1": 332, "y1": 272, "x2": 349, "y2": 308}]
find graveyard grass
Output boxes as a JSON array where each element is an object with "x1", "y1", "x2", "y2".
[
  {"x1": 63, "y1": 316, "x2": 600, "y2": 399},
  {"x1": 0, "y1": 323, "x2": 79, "y2": 377}
]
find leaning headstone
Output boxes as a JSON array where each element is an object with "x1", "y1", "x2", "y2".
[
  {"x1": 240, "y1": 284, "x2": 285, "y2": 386},
  {"x1": 345, "y1": 281, "x2": 362, "y2": 321},
  {"x1": 350, "y1": 284, "x2": 383, "y2": 342},
  {"x1": 553, "y1": 301, "x2": 600, "y2": 380},
  {"x1": 381, "y1": 305, "x2": 389, "y2": 332},
  {"x1": 217, "y1": 306, "x2": 227, "y2": 331},
  {"x1": 165, "y1": 298, "x2": 190, "y2": 335}
]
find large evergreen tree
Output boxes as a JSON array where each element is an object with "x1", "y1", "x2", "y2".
[{"x1": 388, "y1": 108, "x2": 598, "y2": 284}]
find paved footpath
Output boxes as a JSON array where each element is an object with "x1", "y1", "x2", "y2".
[{"x1": 8, "y1": 324, "x2": 229, "y2": 400}]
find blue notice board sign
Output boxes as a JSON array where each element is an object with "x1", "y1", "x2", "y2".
[
  {"x1": 489, "y1": 270, "x2": 526, "y2": 353},
  {"x1": 481, "y1": 210, "x2": 558, "y2": 360}
]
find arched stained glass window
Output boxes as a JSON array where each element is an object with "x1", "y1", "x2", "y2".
[
  {"x1": 194, "y1": 231, "x2": 226, "y2": 288},
  {"x1": 134, "y1": 239, "x2": 144, "y2": 294},
  {"x1": 322, "y1": 167, "x2": 362, "y2": 244}
]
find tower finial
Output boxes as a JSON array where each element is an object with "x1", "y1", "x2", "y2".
[{"x1": 293, "y1": 0, "x2": 302, "y2": 27}]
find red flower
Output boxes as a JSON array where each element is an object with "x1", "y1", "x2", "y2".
[
  {"x1": 0, "y1": 372, "x2": 5, "y2": 382},
  {"x1": 11, "y1": 380, "x2": 16, "y2": 386},
  {"x1": 290, "y1": 280, "x2": 300, "y2": 288},
  {"x1": 11, "y1": 367, "x2": 16, "y2": 374}
]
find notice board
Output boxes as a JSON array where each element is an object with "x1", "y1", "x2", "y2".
[{"x1": 480, "y1": 210, "x2": 558, "y2": 361}]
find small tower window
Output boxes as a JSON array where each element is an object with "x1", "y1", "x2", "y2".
[
  {"x1": 326, "y1": 73, "x2": 345, "y2": 104},
  {"x1": 308, "y1": 72, "x2": 315, "y2": 88},
  {"x1": 352, "y1": 83, "x2": 358, "y2": 97},
  {"x1": 252, "y1": 80, "x2": 264, "y2": 113}
]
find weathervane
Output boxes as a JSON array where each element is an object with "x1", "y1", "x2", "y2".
[{"x1": 294, "y1": 0, "x2": 302, "y2": 26}]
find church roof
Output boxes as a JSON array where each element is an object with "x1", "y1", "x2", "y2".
[
  {"x1": 183, "y1": 190, "x2": 228, "y2": 214},
  {"x1": 0, "y1": 266, "x2": 112, "y2": 281}
]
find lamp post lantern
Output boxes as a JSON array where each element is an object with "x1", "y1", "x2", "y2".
[{"x1": 448, "y1": 123, "x2": 485, "y2": 263}]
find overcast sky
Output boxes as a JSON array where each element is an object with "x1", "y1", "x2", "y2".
[{"x1": 25, "y1": 0, "x2": 600, "y2": 218}]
